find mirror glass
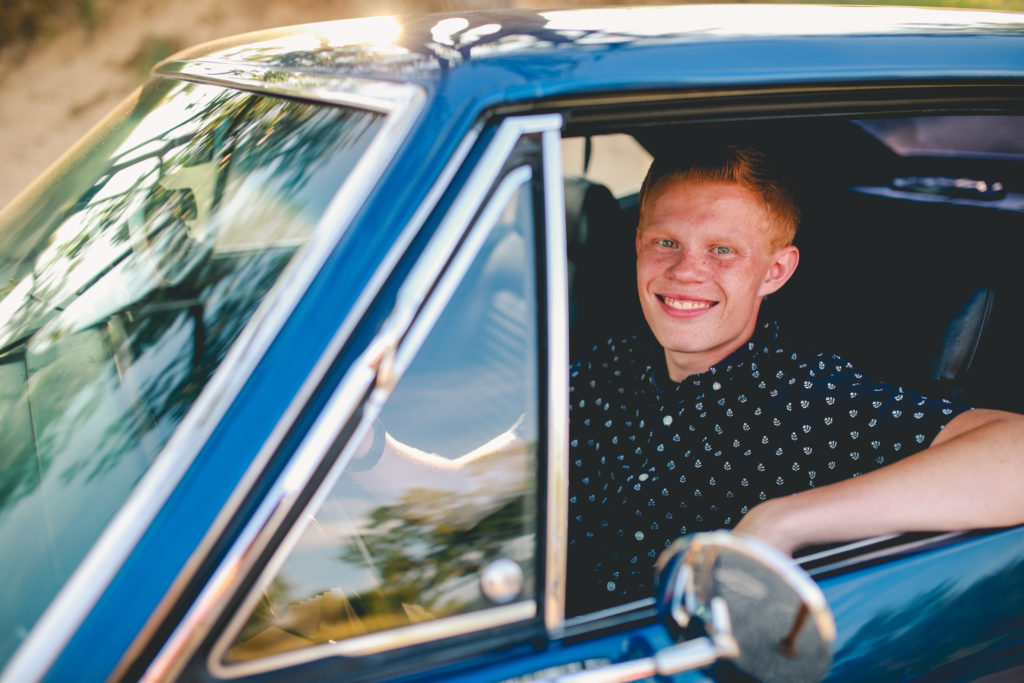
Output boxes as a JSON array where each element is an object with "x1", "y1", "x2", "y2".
[{"x1": 658, "y1": 531, "x2": 835, "y2": 683}]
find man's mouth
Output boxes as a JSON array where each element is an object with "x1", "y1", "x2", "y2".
[{"x1": 658, "y1": 295, "x2": 717, "y2": 311}]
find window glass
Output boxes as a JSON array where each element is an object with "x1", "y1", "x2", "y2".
[
  {"x1": 0, "y1": 79, "x2": 383, "y2": 665},
  {"x1": 562, "y1": 133, "x2": 652, "y2": 196},
  {"x1": 855, "y1": 115, "x2": 1024, "y2": 160},
  {"x1": 223, "y1": 175, "x2": 539, "y2": 664}
]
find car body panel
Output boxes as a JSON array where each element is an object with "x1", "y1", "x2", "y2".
[{"x1": 822, "y1": 525, "x2": 1024, "y2": 681}]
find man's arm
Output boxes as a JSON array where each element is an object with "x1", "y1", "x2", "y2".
[{"x1": 733, "y1": 408, "x2": 1024, "y2": 555}]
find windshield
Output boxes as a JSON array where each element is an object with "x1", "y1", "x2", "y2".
[{"x1": 0, "y1": 77, "x2": 383, "y2": 665}]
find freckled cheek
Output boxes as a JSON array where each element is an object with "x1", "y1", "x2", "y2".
[
  {"x1": 708, "y1": 264, "x2": 758, "y2": 292},
  {"x1": 636, "y1": 254, "x2": 669, "y2": 279}
]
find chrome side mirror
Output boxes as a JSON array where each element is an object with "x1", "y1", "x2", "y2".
[
  {"x1": 655, "y1": 531, "x2": 836, "y2": 683},
  {"x1": 552, "y1": 531, "x2": 834, "y2": 683}
]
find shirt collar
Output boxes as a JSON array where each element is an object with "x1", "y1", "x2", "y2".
[{"x1": 648, "y1": 319, "x2": 781, "y2": 398}]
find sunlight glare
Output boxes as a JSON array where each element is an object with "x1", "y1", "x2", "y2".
[{"x1": 431, "y1": 17, "x2": 470, "y2": 46}]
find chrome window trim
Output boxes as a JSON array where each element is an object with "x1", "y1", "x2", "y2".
[
  {"x1": 799, "y1": 531, "x2": 965, "y2": 576},
  {"x1": 156, "y1": 59, "x2": 406, "y2": 113},
  {"x1": 126, "y1": 122, "x2": 484, "y2": 683},
  {"x1": 1, "y1": 77, "x2": 425, "y2": 683},
  {"x1": 141, "y1": 113, "x2": 562, "y2": 681},
  {"x1": 541, "y1": 127, "x2": 570, "y2": 636},
  {"x1": 208, "y1": 165, "x2": 537, "y2": 678},
  {"x1": 799, "y1": 535, "x2": 902, "y2": 564}
]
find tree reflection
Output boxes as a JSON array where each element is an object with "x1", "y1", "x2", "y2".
[
  {"x1": 229, "y1": 483, "x2": 534, "y2": 662},
  {"x1": 0, "y1": 84, "x2": 377, "y2": 513},
  {"x1": 341, "y1": 490, "x2": 530, "y2": 618},
  {"x1": 0, "y1": 78, "x2": 382, "y2": 665}
]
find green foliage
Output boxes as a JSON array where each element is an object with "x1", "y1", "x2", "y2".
[
  {"x1": 0, "y1": 0, "x2": 96, "y2": 49},
  {"x1": 337, "y1": 494, "x2": 531, "y2": 621}
]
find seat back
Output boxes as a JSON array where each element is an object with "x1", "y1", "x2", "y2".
[{"x1": 769, "y1": 187, "x2": 1012, "y2": 409}]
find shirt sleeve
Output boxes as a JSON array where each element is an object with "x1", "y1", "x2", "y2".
[{"x1": 794, "y1": 353, "x2": 973, "y2": 487}]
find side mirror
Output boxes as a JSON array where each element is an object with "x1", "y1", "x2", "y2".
[
  {"x1": 554, "y1": 531, "x2": 835, "y2": 683},
  {"x1": 655, "y1": 531, "x2": 836, "y2": 683}
]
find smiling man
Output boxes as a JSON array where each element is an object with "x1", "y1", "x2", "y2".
[{"x1": 565, "y1": 142, "x2": 1024, "y2": 615}]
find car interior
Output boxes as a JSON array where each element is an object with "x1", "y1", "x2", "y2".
[{"x1": 563, "y1": 114, "x2": 1024, "y2": 417}]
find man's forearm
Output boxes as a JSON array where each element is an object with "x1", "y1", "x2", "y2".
[{"x1": 734, "y1": 408, "x2": 1024, "y2": 555}]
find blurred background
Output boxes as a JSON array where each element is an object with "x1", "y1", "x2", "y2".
[{"x1": 0, "y1": 0, "x2": 1022, "y2": 208}]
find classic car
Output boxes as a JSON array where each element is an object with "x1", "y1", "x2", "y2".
[{"x1": 2, "y1": 4, "x2": 1024, "y2": 682}]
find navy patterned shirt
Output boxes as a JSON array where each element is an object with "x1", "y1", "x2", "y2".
[{"x1": 566, "y1": 320, "x2": 971, "y2": 615}]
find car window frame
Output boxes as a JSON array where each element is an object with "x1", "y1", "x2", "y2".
[{"x1": 554, "y1": 91, "x2": 1024, "y2": 635}]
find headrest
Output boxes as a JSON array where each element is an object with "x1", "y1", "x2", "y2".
[{"x1": 933, "y1": 285, "x2": 995, "y2": 382}]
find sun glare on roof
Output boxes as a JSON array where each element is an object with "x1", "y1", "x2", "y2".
[
  {"x1": 317, "y1": 16, "x2": 403, "y2": 47},
  {"x1": 431, "y1": 17, "x2": 470, "y2": 46}
]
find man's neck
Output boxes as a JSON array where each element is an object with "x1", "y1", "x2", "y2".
[
  {"x1": 664, "y1": 347, "x2": 735, "y2": 382},
  {"x1": 662, "y1": 320, "x2": 761, "y2": 382}
]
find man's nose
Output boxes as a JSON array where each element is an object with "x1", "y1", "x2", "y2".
[{"x1": 667, "y1": 248, "x2": 707, "y2": 280}]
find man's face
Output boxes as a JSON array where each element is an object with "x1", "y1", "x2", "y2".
[{"x1": 635, "y1": 177, "x2": 798, "y2": 381}]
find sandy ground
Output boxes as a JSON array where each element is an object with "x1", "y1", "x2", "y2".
[{"x1": 0, "y1": 0, "x2": 560, "y2": 209}]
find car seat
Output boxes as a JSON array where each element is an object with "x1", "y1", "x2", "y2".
[{"x1": 564, "y1": 175, "x2": 652, "y2": 361}]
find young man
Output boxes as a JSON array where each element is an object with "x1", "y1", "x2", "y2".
[{"x1": 565, "y1": 143, "x2": 1024, "y2": 614}]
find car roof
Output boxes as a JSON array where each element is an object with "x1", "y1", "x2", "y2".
[{"x1": 158, "y1": 4, "x2": 1024, "y2": 104}]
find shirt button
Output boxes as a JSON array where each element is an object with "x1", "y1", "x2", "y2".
[
  {"x1": 634, "y1": 531, "x2": 645, "y2": 541},
  {"x1": 606, "y1": 581, "x2": 616, "y2": 591},
  {"x1": 639, "y1": 473, "x2": 649, "y2": 481},
  {"x1": 712, "y1": 381, "x2": 722, "y2": 391},
  {"x1": 663, "y1": 415, "x2": 673, "y2": 426}
]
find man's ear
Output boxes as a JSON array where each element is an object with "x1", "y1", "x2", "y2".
[{"x1": 759, "y1": 245, "x2": 800, "y2": 296}]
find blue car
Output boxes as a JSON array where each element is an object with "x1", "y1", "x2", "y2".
[{"x1": 2, "y1": 5, "x2": 1024, "y2": 681}]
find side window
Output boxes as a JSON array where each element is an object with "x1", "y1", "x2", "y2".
[{"x1": 217, "y1": 161, "x2": 541, "y2": 669}]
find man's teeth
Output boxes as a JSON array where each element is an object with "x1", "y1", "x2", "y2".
[{"x1": 663, "y1": 297, "x2": 714, "y2": 310}]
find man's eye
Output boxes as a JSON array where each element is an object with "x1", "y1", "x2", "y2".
[
  {"x1": 657, "y1": 239, "x2": 675, "y2": 248},
  {"x1": 714, "y1": 246, "x2": 732, "y2": 255}
]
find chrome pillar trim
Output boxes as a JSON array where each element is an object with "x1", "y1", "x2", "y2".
[
  {"x1": 148, "y1": 114, "x2": 559, "y2": 679},
  {"x1": 1, "y1": 81, "x2": 424, "y2": 683},
  {"x1": 137, "y1": 124, "x2": 484, "y2": 682},
  {"x1": 205, "y1": 165, "x2": 535, "y2": 678},
  {"x1": 156, "y1": 60, "x2": 409, "y2": 113},
  {"x1": 540, "y1": 124, "x2": 570, "y2": 636}
]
